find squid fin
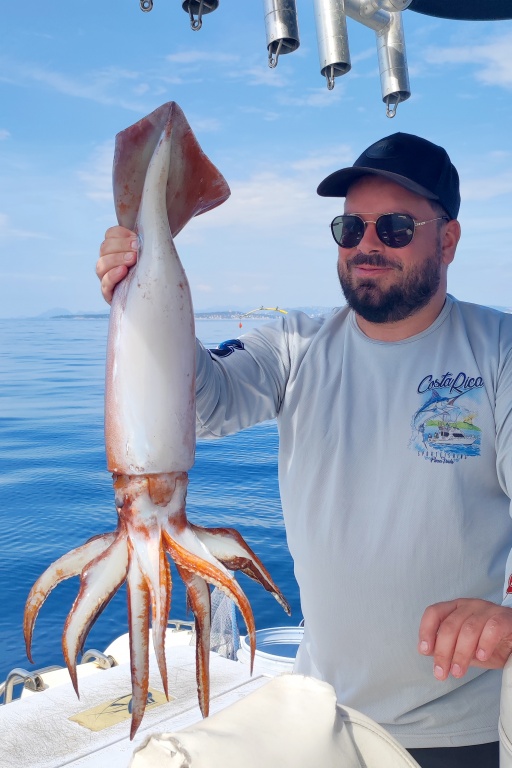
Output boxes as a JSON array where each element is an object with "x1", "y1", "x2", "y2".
[{"x1": 113, "y1": 102, "x2": 230, "y2": 236}]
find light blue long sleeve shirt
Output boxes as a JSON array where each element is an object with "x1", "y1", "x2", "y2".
[{"x1": 196, "y1": 295, "x2": 512, "y2": 748}]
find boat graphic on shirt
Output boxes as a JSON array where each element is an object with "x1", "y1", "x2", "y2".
[
  {"x1": 410, "y1": 377, "x2": 483, "y2": 463},
  {"x1": 427, "y1": 425, "x2": 477, "y2": 447}
]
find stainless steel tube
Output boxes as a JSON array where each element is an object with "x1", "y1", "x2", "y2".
[
  {"x1": 313, "y1": 0, "x2": 351, "y2": 89},
  {"x1": 263, "y1": 0, "x2": 300, "y2": 68},
  {"x1": 376, "y1": 9, "x2": 410, "y2": 115},
  {"x1": 344, "y1": 0, "x2": 389, "y2": 31},
  {"x1": 343, "y1": 0, "x2": 411, "y2": 115},
  {"x1": 344, "y1": 0, "x2": 411, "y2": 26},
  {"x1": 182, "y1": 0, "x2": 219, "y2": 31},
  {"x1": 363, "y1": 0, "x2": 412, "y2": 12}
]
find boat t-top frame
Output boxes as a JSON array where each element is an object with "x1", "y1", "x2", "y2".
[{"x1": 138, "y1": 1, "x2": 512, "y2": 118}]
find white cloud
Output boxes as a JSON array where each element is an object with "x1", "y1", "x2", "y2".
[
  {"x1": 460, "y1": 214, "x2": 512, "y2": 233},
  {"x1": 290, "y1": 146, "x2": 352, "y2": 172},
  {"x1": 0, "y1": 58, "x2": 180, "y2": 112},
  {"x1": 239, "y1": 106, "x2": 279, "y2": 122},
  {"x1": 0, "y1": 212, "x2": 51, "y2": 240},
  {"x1": 78, "y1": 141, "x2": 115, "y2": 203},
  {"x1": 181, "y1": 146, "x2": 346, "y2": 254},
  {"x1": 226, "y1": 282, "x2": 271, "y2": 296},
  {"x1": 0, "y1": 272, "x2": 66, "y2": 282},
  {"x1": 461, "y1": 172, "x2": 512, "y2": 201},
  {"x1": 133, "y1": 83, "x2": 151, "y2": 95},
  {"x1": 152, "y1": 75, "x2": 186, "y2": 86},
  {"x1": 489, "y1": 150, "x2": 511, "y2": 160},
  {"x1": 425, "y1": 31, "x2": 512, "y2": 88},
  {"x1": 0, "y1": 60, "x2": 144, "y2": 110},
  {"x1": 191, "y1": 117, "x2": 222, "y2": 132},
  {"x1": 0, "y1": 130, "x2": 10, "y2": 140},
  {"x1": 233, "y1": 65, "x2": 289, "y2": 88},
  {"x1": 278, "y1": 85, "x2": 344, "y2": 108},
  {"x1": 166, "y1": 50, "x2": 240, "y2": 64},
  {"x1": 351, "y1": 48, "x2": 376, "y2": 65}
]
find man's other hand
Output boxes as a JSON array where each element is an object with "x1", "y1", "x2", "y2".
[{"x1": 418, "y1": 598, "x2": 512, "y2": 680}]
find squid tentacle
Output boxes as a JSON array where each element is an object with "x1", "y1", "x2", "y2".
[
  {"x1": 24, "y1": 532, "x2": 116, "y2": 663},
  {"x1": 190, "y1": 524, "x2": 291, "y2": 615},
  {"x1": 126, "y1": 544, "x2": 151, "y2": 740},
  {"x1": 62, "y1": 533, "x2": 129, "y2": 694},
  {"x1": 162, "y1": 527, "x2": 256, "y2": 672},
  {"x1": 126, "y1": 520, "x2": 171, "y2": 699},
  {"x1": 154, "y1": 549, "x2": 172, "y2": 696},
  {"x1": 175, "y1": 565, "x2": 211, "y2": 717}
]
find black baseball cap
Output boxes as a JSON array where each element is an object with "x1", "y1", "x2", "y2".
[{"x1": 317, "y1": 132, "x2": 460, "y2": 220}]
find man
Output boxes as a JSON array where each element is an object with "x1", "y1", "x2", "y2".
[{"x1": 97, "y1": 133, "x2": 512, "y2": 768}]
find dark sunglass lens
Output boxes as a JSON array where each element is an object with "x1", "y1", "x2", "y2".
[
  {"x1": 377, "y1": 213, "x2": 414, "y2": 248},
  {"x1": 331, "y1": 215, "x2": 364, "y2": 248}
]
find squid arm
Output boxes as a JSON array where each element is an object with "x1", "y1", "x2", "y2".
[
  {"x1": 190, "y1": 524, "x2": 291, "y2": 615},
  {"x1": 62, "y1": 535, "x2": 129, "y2": 694},
  {"x1": 175, "y1": 565, "x2": 211, "y2": 717},
  {"x1": 23, "y1": 532, "x2": 116, "y2": 662}
]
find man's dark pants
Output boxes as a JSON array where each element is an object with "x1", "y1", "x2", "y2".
[{"x1": 407, "y1": 741, "x2": 499, "y2": 767}]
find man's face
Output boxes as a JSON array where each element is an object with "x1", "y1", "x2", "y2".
[{"x1": 337, "y1": 176, "x2": 447, "y2": 324}]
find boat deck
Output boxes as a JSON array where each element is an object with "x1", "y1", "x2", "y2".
[{"x1": 0, "y1": 645, "x2": 270, "y2": 768}]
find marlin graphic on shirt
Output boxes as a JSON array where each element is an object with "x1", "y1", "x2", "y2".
[{"x1": 413, "y1": 389, "x2": 466, "y2": 427}]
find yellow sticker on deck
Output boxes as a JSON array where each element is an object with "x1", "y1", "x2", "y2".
[{"x1": 70, "y1": 689, "x2": 172, "y2": 731}]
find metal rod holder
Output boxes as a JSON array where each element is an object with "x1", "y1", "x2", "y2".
[
  {"x1": 314, "y1": 0, "x2": 351, "y2": 88},
  {"x1": 342, "y1": 0, "x2": 410, "y2": 114},
  {"x1": 263, "y1": 0, "x2": 300, "y2": 68},
  {"x1": 182, "y1": 0, "x2": 219, "y2": 31},
  {"x1": 376, "y1": 9, "x2": 410, "y2": 115}
]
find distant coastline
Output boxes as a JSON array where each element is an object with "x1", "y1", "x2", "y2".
[
  {"x1": 4, "y1": 304, "x2": 512, "y2": 322},
  {"x1": 24, "y1": 307, "x2": 335, "y2": 321}
]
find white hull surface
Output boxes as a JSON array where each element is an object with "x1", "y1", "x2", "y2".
[
  {"x1": 0, "y1": 639, "x2": 264, "y2": 768},
  {"x1": 0, "y1": 631, "x2": 422, "y2": 768}
]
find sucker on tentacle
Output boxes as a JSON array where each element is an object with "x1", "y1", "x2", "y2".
[{"x1": 23, "y1": 102, "x2": 290, "y2": 738}]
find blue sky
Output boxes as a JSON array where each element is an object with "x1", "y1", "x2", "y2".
[{"x1": 1, "y1": 1, "x2": 512, "y2": 317}]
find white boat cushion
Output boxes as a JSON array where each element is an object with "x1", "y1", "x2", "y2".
[
  {"x1": 130, "y1": 674, "x2": 420, "y2": 767},
  {"x1": 500, "y1": 656, "x2": 512, "y2": 768}
]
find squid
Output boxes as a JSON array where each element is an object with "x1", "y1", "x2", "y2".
[{"x1": 23, "y1": 102, "x2": 290, "y2": 738}]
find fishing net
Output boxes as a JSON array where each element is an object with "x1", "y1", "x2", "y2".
[{"x1": 209, "y1": 586, "x2": 240, "y2": 660}]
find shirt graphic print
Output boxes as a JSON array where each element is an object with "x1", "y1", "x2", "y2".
[{"x1": 410, "y1": 370, "x2": 484, "y2": 464}]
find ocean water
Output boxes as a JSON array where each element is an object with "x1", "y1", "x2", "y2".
[{"x1": 0, "y1": 316, "x2": 301, "y2": 689}]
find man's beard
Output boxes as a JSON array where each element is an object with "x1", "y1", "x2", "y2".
[{"x1": 337, "y1": 245, "x2": 442, "y2": 324}]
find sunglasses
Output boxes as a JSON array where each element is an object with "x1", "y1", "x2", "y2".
[{"x1": 330, "y1": 213, "x2": 449, "y2": 249}]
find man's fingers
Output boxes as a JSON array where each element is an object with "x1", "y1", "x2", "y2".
[
  {"x1": 101, "y1": 265, "x2": 129, "y2": 304},
  {"x1": 443, "y1": 614, "x2": 484, "y2": 678},
  {"x1": 418, "y1": 600, "x2": 481, "y2": 680},
  {"x1": 418, "y1": 600, "x2": 459, "y2": 655},
  {"x1": 101, "y1": 225, "x2": 137, "y2": 244},
  {"x1": 96, "y1": 226, "x2": 138, "y2": 304},
  {"x1": 96, "y1": 250, "x2": 137, "y2": 280},
  {"x1": 99, "y1": 234, "x2": 139, "y2": 259},
  {"x1": 470, "y1": 614, "x2": 509, "y2": 664},
  {"x1": 428, "y1": 606, "x2": 471, "y2": 681},
  {"x1": 447, "y1": 612, "x2": 509, "y2": 677},
  {"x1": 97, "y1": 226, "x2": 138, "y2": 276},
  {"x1": 419, "y1": 599, "x2": 512, "y2": 680}
]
